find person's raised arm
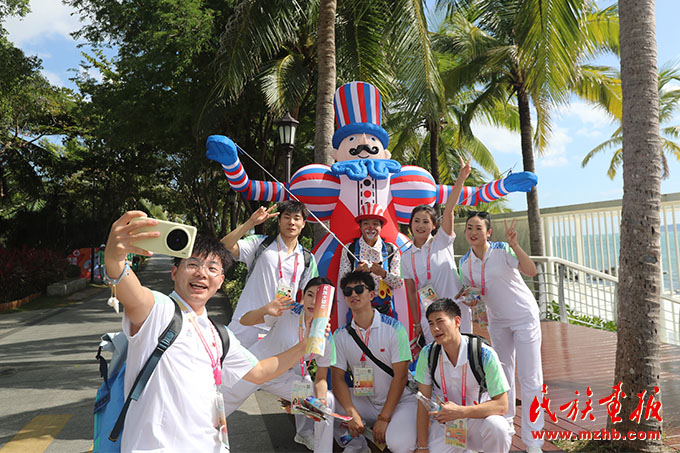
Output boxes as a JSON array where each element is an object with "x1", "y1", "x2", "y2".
[
  {"x1": 239, "y1": 296, "x2": 293, "y2": 326},
  {"x1": 505, "y1": 219, "x2": 537, "y2": 276},
  {"x1": 103, "y1": 211, "x2": 158, "y2": 333},
  {"x1": 441, "y1": 157, "x2": 471, "y2": 236},
  {"x1": 221, "y1": 205, "x2": 278, "y2": 259}
]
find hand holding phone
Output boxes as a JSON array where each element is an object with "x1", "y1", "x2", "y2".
[{"x1": 130, "y1": 218, "x2": 197, "y2": 259}]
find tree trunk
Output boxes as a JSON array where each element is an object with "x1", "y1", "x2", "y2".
[
  {"x1": 313, "y1": 0, "x2": 337, "y2": 242},
  {"x1": 612, "y1": 0, "x2": 663, "y2": 450},
  {"x1": 429, "y1": 120, "x2": 441, "y2": 185},
  {"x1": 517, "y1": 86, "x2": 544, "y2": 257}
]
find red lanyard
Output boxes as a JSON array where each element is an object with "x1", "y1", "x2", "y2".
[
  {"x1": 298, "y1": 314, "x2": 313, "y2": 377},
  {"x1": 439, "y1": 354, "x2": 466, "y2": 406},
  {"x1": 356, "y1": 327, "x2": 371, "y2": 362},
  {"x1": 184, "y1": 308, "x2": 222, "y2": 386},
  {"x1": 410, "y1": 240, "x2": 432, "y2": 288},
  {"x1": 277, "y1": 239, "x2": 300, "y2": 284},
  {"x1": 468, "y1": 251, "x2": 486, "y2": 296}
]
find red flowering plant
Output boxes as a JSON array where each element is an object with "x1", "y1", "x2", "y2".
[{"x1": 0, "y1": 246, "x2": 68, "y2": 303}]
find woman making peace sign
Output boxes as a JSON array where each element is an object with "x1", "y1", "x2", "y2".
[{"x1": 459, "y1": 215, "x2": 545, "y2": 453}]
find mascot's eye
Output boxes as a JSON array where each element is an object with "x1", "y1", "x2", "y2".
[{"x1": 348, "y1": 136, "x2": 356, "y2": 142}]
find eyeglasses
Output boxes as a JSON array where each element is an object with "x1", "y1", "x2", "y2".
[
  {"x1": 342, "y1": 284, "x2": 367, "y2": 297},
  {"x1": 183, "y1": 257, "x2": 224, "y2": 278}
]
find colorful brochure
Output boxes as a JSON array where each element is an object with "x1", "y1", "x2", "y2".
[{"x1": 305, "y1": 284, "x2": 334, "y2": 355}]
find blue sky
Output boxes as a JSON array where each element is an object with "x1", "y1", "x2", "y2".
[{"x1": 4, "y1": 0, "x2": 680, "y2": 211}]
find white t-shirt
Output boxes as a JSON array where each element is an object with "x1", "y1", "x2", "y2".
[
  {"x1": 331, "y1": 309, "x2": 411, "y2": 407},
  {"x1": 231, "y1": 234, "x2": 318, "y2": 337},
  {"x1": 401, "y1": 228, "x2": 471, "y2": 337},
  {"x1": 459, "y1": 241, "x2": 540, "y2": 327},
  {"x1": 249, "y1": 303, "x2": 333, "y2": 372},
  {"x1": 414, "y1": 335, "x2": 510, "y2": 406},
  {"x1": 122, "y1": 291, "x2": 258, "y2": 452}
]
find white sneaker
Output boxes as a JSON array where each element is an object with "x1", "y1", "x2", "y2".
[
  {"x1": 294, "y1": 433, "x2": 315, "y2": 451},
  {"x1": 527, "y1": 446, "x2": 543, "y2": 453}
]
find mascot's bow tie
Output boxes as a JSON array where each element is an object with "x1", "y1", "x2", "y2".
[{"x1": 331, "y1": 159, "x2": 402, "y2": 181}]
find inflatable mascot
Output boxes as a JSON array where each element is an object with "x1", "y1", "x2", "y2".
[{"x1": 206, "y1": 81, "x2": 537, "y2": 331}]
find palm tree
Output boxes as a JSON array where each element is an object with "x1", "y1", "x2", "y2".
[
  {"x1": 613, "y1": 0, "x2": 663, "y2": 450},
  {"x1": 581, "y1": 62, "x2": 680, "y2": 179},
  {"x1": 433, "y1": 0, "x2": 620, "y2": 256},
  {"x1": 314, "y1": 0, "x2": 337, "y2": 168}
]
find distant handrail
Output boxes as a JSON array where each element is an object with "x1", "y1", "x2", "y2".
[{"x1": 529, "y1": 256, "x2": 619, "y2": 283}]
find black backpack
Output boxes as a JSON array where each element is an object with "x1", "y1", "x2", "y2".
[
  {"x1": 427, "y1": 333, "x2": 490, "y2": 402},
  {"x1": 247, "y1": 235, "x2": 313, "y2": 284}
]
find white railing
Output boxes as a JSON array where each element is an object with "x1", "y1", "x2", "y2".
[{"x1": 528, "y1": 256, "x2": 679, "y2": 346}]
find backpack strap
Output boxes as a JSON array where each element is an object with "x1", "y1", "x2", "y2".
[
  {"x1": 209, "y1": 318, "x2": 231, "y2": 364},
  {"x1": 246, "y1": 235, "x2": 277, "y2": 281},
  {"x1": 297, "y1": 246, "x2": 313, "y2": 287},
  {"x1": 427, "y1": 342, "x2": 441, "y2": 389},
  {"x1": 109, "y1": 300, "x2": 183, "y2": 442},
  {"x1": 462, "y1": 333, "x2": 488, "y2": 402},
  {"x1": 346, "y1": 238, "x2": 361, "y2": 271},
  {"x1": 384, "y1": 241, "x2": 395, "y2": 270},
  {"x1": 346, "y1": 326, "x2": 394, "y2": 377}
]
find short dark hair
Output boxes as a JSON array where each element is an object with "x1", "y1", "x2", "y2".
[
  {"x1": 339, "y1": 270, "x2": 375, "y2": 291},
  {"x1": 304, "y1": 276, "x2": 333, "y2": 292},
  {"x1": 173, "y1": 233, "x2": 232, "y2": 270},
  {"x1": 278, "y1": 200, "x2": 309, "y2": 221},
  {"x1": 425, "y1": 298, "x2": 462, "y2": 320},
  {"x1": 465, "y1": 211, "x2": 492, "y2": 231},
  {"x1": 409, "y1": 204, "x2": 438, "y2": 231}
]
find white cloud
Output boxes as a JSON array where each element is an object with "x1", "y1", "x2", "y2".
[
  {"x1": 576, "y1": 128, "x2": 603, "y2": 138},
  {"x1": 559, "y1": 101, "x2": 614, "y2": 128},
  {"x1": 42, "y1": 69, "x2": 64, "y2": 86},
  {"x1": 4, "y1": 0, "x2": 82, "y2": 45},
  {"x1": 470, "y1": 122, "x2": 521, "y2": 155},
  {"x1": 539, "y1": 126, "x2": 571, "y2": 168}
]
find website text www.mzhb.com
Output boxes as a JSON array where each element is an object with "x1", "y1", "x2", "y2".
[{"x1": 532, "y1": 428, "x2": 661, "y2": 441}]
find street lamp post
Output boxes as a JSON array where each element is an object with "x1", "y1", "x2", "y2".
[{"x1": 276, "y1": 112, "x2": 299, "y2": 183}]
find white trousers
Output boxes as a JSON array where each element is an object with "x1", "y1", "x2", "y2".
[
  {"x1": 427, "y1": 414, "x2": 512, "y2": 452},
  {"x1": 221, "y1": 370, "x2": 333, "y2": 452},
  {"x1": 334, "y1": 392, "x2": 417, "y2": 453},
  {"x1": 488, "y1": 317, "x2": 544, "y2": 447}
]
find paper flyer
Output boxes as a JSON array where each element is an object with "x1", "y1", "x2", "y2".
[{"x1": 305, "y1": 284, "x2": 334, "y2": 355}]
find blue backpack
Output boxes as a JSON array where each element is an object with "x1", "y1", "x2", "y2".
[{"x1": 93, "y1": 301, "x2": 229, "y2": 452}]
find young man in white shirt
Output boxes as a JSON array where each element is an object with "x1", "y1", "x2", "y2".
[
  {"x1": 330, "y1": 271, "x2": 416, "y2": 453},
  {"x1": 222, "y1": 200, "x2": 319, "y2": 347},
  {"x1": 415, "y1": 298, "x2": 512, "y2": 452},
  {"x1": 104, "y1": 211, "x2": 312, "y2": 452},
  {"x1": 221, "y1": 277, "x2": 335, "y2": 452}
]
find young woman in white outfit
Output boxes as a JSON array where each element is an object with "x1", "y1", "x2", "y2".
[
  {"x1": 459, "y1": 213, "x2": 544, "y2": 453},
  {"x1": 403, "y1": 158, "x2": 473, "y2": 344}
]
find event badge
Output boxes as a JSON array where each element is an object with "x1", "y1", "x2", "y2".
[
  {"x1": 214, "y1": 388, "x2": 230, "y2": 450},
  {"x1": 353, "y1": 366, "x2": 374, "y2": 396},
  {"x1": 417, "y1": 284, "x2": 438, "y2": 307},
  {"x1": 291, "y1": 381, "x2": 314, "y2": 414},
  {"x1": 445, "y1": 418, "x2": 467, "y2": 448},
  {"x1": 473, "y1": 302, "x2": 489, "y2": 327},
  {"x1": 276, "y1": 279, "x2": 294, "y2": 299}
]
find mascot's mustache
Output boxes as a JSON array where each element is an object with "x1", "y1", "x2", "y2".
[{"x1": 349, "y1": 144, "x2": 380, "y2": 156}]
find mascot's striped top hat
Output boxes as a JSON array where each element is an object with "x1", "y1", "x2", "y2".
[{"x1": 332, "y1": 81, "x2": 389, "y2": 149}]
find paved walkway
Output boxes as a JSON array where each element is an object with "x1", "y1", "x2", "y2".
[{"x1": 0, "y1": 255, "x2": 305, "y2": 453}]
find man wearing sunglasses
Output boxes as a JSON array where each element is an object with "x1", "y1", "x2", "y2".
[
  {"x1": 330, "y1": 271, "x2": 417, "y2": 453},
  {"x1": 104, "y1": 211, "x2": 314, "y2": 452}
]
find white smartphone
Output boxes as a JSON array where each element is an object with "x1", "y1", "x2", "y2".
[{"x1": 130, "y1": 218, "x2": 197, "y2": 259}]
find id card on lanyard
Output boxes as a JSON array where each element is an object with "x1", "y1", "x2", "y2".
[
  {"x1": 412, "y1": 241, "x2": 438, "y2": 306},
  {"x1": 440, "y1": 353, "x2": 467, "y2": 448},
  {"x1": 172, "y1": 294, "x2": 230, "y2": 451},
  {"x1": 353, "y1": 328, "x2": 375, "y2": 396},
  {"x1": 276, "y1": 239, "x2": 300, "y2": 299}
]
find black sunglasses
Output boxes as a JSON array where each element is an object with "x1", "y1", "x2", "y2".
[{"x1": 342, "y1": 284, "x2": 367, "y2": 297}]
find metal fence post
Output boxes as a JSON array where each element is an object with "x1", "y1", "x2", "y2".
[{"x1": 558, "y1": 263, "x2": 568, "y2": 323}]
